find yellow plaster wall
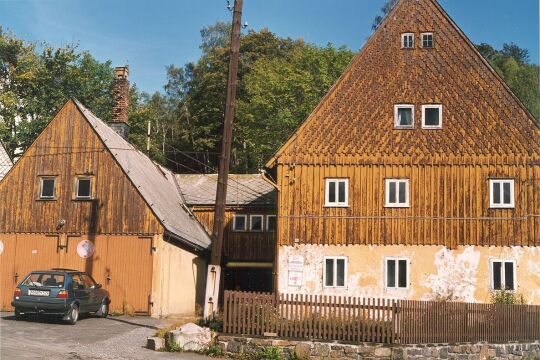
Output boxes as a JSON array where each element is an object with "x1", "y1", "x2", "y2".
[
  {"x1": 151, "y1": 235, "x2": 207, "y2": 317},
  {"x1": 278, "y1": 244, "x2": 540, "y2": 304}
]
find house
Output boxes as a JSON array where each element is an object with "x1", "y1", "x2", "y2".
[
  {"x1": 0, "y1": 141, "x2": 12, "y2": 180},
  {"x1": 0, "y1": 67, "x2": 211, "y2": 316},
  {"x1": 177, "y1": 174, "x2": 276, "y2": 293},
  {"x1": 265, "y1": 0, "x2": 540, "y2": 304}
]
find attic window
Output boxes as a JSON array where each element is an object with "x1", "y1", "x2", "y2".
[
  {"x1": 39, "y1": 177, "x2": 56, "y2": 199},
  {"x1": 75, "y1": 177, "x2": 93, "y2": 199},
  {"x1": 422, "y1": 105, "x2": 442, "y2": 129},
  {"x1": 232, "y1": 214, "x2": 247, "y2": 231},
  {"x1": 489, "y1": 179, "x2": 514, "y2": 208},
  {"x1": 394, "y1": 105, "x2": 414, "y2": 128},
  {"x1": 385, "y1": 179, "x2": 410, "y2": 207},
  {"x1": 401, "y1": 33, "x2": 414, "y2": 49},
  {"x1": 421, "y1": 33, "x2": 434, "y2": 48}
]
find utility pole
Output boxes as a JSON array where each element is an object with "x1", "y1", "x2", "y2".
[{"x1": 203, "y1": 0, "x2": 243, "y2": 319}]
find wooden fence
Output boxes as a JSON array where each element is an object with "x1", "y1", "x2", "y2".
[{"x1": 222, "y1": 291, "x2": 540, "y2": 344}]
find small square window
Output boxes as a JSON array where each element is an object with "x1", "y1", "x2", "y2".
[
  {"x1": 421, "y1": 33, "x2": 434, "y2": 48},
  {"x1": 422, "y1": 104, "x2": 442, "y2": 128},
  {"x1": 386, "y1": 258, "x2": 408, "y2": 289},
  {"x1": 323, "y1": 256, "x2": 347, "y2": 288},
  {"x1": 75, "y1": 177, "x2": 93, "y2": 199},
  {"x1": 232, "y1": 214, "x2": 247, "y2": 231},
  {"x1": 491, "y1": 260, "x2": 516, "y2": 290},
  {"x1": 325, "y1": 179, "x2": 349, "y2": 207},
  {"x1": 266, "y1": 215, "x2": 277, "y2": 232},
  {"x1": 250, "y1": 215, "x2": 263, "y2": 232},
  {"x1": 489, "y1": 179, "x2": 514, "y2": 208},
  {"x1": 401, "y1": 33, "x2": 414, "y2": 49},
  {"x1": 394, "y1": 105, "x2": 414, "y2": 128},
  {"x1": 39, "y1": 177, "x2": 56, "y2": 199},
  {"x1": 385, "y1": 179, "x2": 409, "y2": 207}
]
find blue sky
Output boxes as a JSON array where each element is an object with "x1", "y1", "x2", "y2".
[{"x1": 1, "y1": 0, "x2": 538, "y2": 94}]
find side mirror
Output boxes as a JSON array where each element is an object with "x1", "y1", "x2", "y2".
[{"x1": 94, "y1": 283, "x2": 102, "y2": 289}]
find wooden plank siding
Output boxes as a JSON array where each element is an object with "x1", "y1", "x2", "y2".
[
  {"x1": 0, "y1": 101, "x2": 163, "y2": 235},
  {"x1": 190, "y1": 206, "x2": 276, "y2": 262},
  {"x1": 276, "y1": 162, "x2": 540, "y2": 248}
]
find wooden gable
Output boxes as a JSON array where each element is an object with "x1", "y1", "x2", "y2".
[
  {"x1": 0, "y1": 100, "x2": 163, "y2": 235},
  {"x1": 268, "y1": 0, "x2": 540, "y2": 166}
]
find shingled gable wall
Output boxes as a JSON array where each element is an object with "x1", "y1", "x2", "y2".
[{"x1": 270, "y1": 0, "x2": 540, "y2": 304}]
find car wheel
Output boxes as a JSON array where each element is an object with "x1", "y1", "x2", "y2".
[
  {"x1": 65, "y1": 305, "x2": 79, "y2": 325},
  {"x1": 14, "y1": 309, "x2": 26, "y2": 320},
  {"x1": 96, "y1": 302, "x2": 109, "y2": 318}
]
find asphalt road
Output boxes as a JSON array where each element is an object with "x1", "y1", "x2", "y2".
[{"x1": 0, "y1": 312, "x2": 209, "y2": 360}]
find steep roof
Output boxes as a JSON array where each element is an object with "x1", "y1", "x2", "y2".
[
  {"x1": 176, "y1": 174, "x2": 275, "y2": 206},
  {"x1": 267, "y1": 0, "x2": 540, "y2": 166},
  {"x1": 72, "y1": 99, "x2": 211, "y2": 250},
  {"x1": 0, "y1": 141, "x2": 12, "y2": 180}
]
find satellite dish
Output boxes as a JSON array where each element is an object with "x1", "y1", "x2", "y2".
[{"x1": 77, "y1": 240, "x2": 95, "y2": 258}]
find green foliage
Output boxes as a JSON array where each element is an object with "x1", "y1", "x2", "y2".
[
  {"x1": 164, "y1": 341, "x2": 182, "y2": 352},
  {"x1": 490, "y1": 289, "x2": 526, "y2": 305},
  {"x1": 259, "y1": 346, "x2": 284, "y2": 360},
  {"x1": 203, "y1": 344, "x2": 224, "y2": 357},
  {"x1": 372, "y1": 0, "x2": 399, "y2": 30},
  {"x1": 198, "y1": 315, "x2": 224, "y2": 332}
]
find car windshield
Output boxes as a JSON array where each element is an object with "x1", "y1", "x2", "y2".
[{"x1": 22, "y1": 273, "x2": 65, "y2": 288}]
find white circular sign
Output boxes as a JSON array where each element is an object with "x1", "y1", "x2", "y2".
[
  {"x1": 77, "y1": 240, "x2": 95, "y2": 258},
  {"x1": 0, "y1": 240, "x2": 3, "y2": 255}
]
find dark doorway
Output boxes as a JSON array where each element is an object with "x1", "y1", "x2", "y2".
[{"x1": 224, "y1": 266, "x2": 273, "y2": 293}]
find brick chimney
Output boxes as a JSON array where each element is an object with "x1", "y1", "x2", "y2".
[{"x1": 110, "y1": 66, "x2": 130, "y2": 139}]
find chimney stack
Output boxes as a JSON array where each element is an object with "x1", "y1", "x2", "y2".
[{"x1": 110, "y1": 66, "x2": 130, "y2": 139}]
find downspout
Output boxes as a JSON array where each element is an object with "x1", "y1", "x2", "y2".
[{"x1": 260, "y1": 168, "x2": 280, "y2": 294}]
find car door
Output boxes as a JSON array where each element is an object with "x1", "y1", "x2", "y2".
[
  {"x1": 71, "y1": 274, "x2": 90, "y2": 312},
  {"x1": 81, "y1": 274, "x2": 100, "y2": 311}
]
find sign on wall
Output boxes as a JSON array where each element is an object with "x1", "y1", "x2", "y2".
[
  {"x1": 288, "y1": 255, "x2": 304, "y2": 287},
  {"x1": 77, "y1": 240, "x2": 95, "y2": 258}
]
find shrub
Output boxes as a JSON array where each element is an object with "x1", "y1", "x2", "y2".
[
  {"x1": 204, "y1": 344, "x2": 224, "y2": 357},
  {"x1": 198, "y1": 315, "x2": 223, "y2": 332},
  {"x1": 490, "y1": 289, "x2": 526, "y2": 304},
  {"x1": 260, "y1": 346, "x2": 284, "y2": 360}
]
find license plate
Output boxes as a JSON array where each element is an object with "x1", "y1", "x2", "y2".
[{"x1": 28, "y1": 289, "x2": 50, "y2": 297}]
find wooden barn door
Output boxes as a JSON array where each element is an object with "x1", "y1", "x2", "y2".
[
  {"x1": 0, "y1": 235, "x2": 17, "y2": 310},
  {"x1": 105, "y1": 236, "x2": 153, "y2": 314}
]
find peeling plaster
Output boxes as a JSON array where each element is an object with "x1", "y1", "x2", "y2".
[{"x1": 421, "y1": 246, "x2": 480, "y2": 302}]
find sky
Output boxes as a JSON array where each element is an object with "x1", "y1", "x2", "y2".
[{"x1": 1, "y1": 0, "x2": 538, "y2": 94}]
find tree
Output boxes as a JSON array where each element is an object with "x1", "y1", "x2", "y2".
[{"x1": 372, "y1": 0, "x2": 399, "y2": 30}]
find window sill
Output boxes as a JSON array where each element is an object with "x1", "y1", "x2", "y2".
[
  {"x1": 421, "y1": 126, "x2": 442, "y2": 129},
  {"x1": 384, "y1": 204, "x2": 410, "y2": 208},
  {"x1": 73, "y1": 198, "x2": 95, "y2": 201},
  {"x1": 36, "y1": 198, "x2": 57, "y2": 201},
  {"x1": 489, "y1": 206, "x2": 515, "y2": 209},
  {"x1": 394, "y1": 126, "x2": 415, "y2": 130},
  {"x1": 324, "y1": 204, "x2": 349, "y2": 208}
]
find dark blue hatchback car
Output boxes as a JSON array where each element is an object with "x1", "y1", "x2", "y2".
[{"x1": 12, "y1": 269, "x2": 110, "y2": 325}]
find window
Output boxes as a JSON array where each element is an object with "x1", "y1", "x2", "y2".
[
  {"x1": 385, "y1": 179, "x2": 409, "y2": 207},
  {"x1": 75, "y1": 177, "x2": 93, "y2": 199},
  {"x1": 250, "y1": 215, "x2": 263, "y2": 232},
  {"x1": 325, "y1": 178, "x2": 349, "y2": 207},
  {"x1": 39, "y1": 177, "x2": 56, "y2": 199},
  {"x1": 491, "y1": 260, "x2": 516, "y2": 291},
  {"x1": 232, "y1": 214, "x2": 247, "y2": 231},
  {"x1": 422, "y1": 104, "x2": 442, "y2": 128},
  {"x1": 394, "y1": 105, "x2": 414, "y2": 128},
  {"x1": 386, "y1": 258, "x2": 408, "y2": 289},
  {"x1": 323, "y1": 257, "x2": 347, "y2": 288},
  {"x1": 489, "y1": 179, "x2": 514, "y2": 208},
  {"x1": 266, "y1": 215, "x2": 277, "y2": 232},
  {"x1": 421, "y1": 33, "x2": 434, "y2": 48},
  {"x1": 22, "y1": 273, "x2": 64, "y2": 288},
  {"x1": 401, "y1": 33, "x2": 414, "y2": 49}
]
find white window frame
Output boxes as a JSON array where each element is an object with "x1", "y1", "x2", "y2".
[
  {"x1": 394, "y1": 104, "x2": 415, "y2": 128},
  {"x1": 489, "y1": 179, "x2": 515, "y2": 209},
  {"x1": 385, "y1": 257, "x2": 410, "y2": 289},
  {"x1": 401, "y1": 33, "x2": 414, "y2": 49},
  {"x1": 39, "y1": 177, "x2": 57, "y2": 199},
  {"x1": 323, "y1": 256, "x2": 348, "y2": 288},
  {"x1": 324, "y1": 178, "x2": 349, "y2": 207},
  {"x1": 421, "y1": 32, "x2": 434, "y2": 48},
  {"x1": 250, "y1": 214, "x2": 264, "y2": 232},
  {"x1": 266, "y1": 215, "x2": 277, "y2": 232},
  {"x1": 385, "y1": 179, "x2": 410, "y2": 208},
  {"x1": 75, "y1": 177, "x2": 93, "y2": 199},
  {"x1": 490, "y1": 259, "x2": 517, "y2": 291},
  {"x1": 232, "y1": 214, "x2": 247, "y2": 232},
  {"x1": 421, "y1": 104, "x2": 443, "y2": 129}
]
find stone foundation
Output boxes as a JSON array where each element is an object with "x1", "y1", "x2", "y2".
[{"x1": 217, "y1": 336, "x2": 540, "y2": 359}]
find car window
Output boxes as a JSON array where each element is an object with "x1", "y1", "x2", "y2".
[
  {"x1": 71, "y1": 274, "x2": 86, "y2": 290},
  {"x1": 22, "y1": 273, "x2": 64, "y2": 288},
  {"x1": 81, "y1": 274, "x2": 96, "y2": 288}
]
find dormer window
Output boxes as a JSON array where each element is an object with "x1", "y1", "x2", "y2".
[
  {"x1": 422, "y1": 105, "x2": 442, "y2": 128},
  {"x1": 394, "y1": 105, "x2": 414, "y2": 128},
  {"x1": 421, "y1": 33, "x2": 434, "y2": 48},
  {"x1": 401, "y1": 33, "x2": 414, "y2": 49}
]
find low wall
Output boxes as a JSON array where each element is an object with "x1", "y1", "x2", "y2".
[{"x1": 217, "y1": 336, "x2": 540, "y2": 359}]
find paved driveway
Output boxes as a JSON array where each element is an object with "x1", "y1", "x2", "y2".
[{"x1": 0, "y1": 312, "x2": 209, "y2": 360}]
